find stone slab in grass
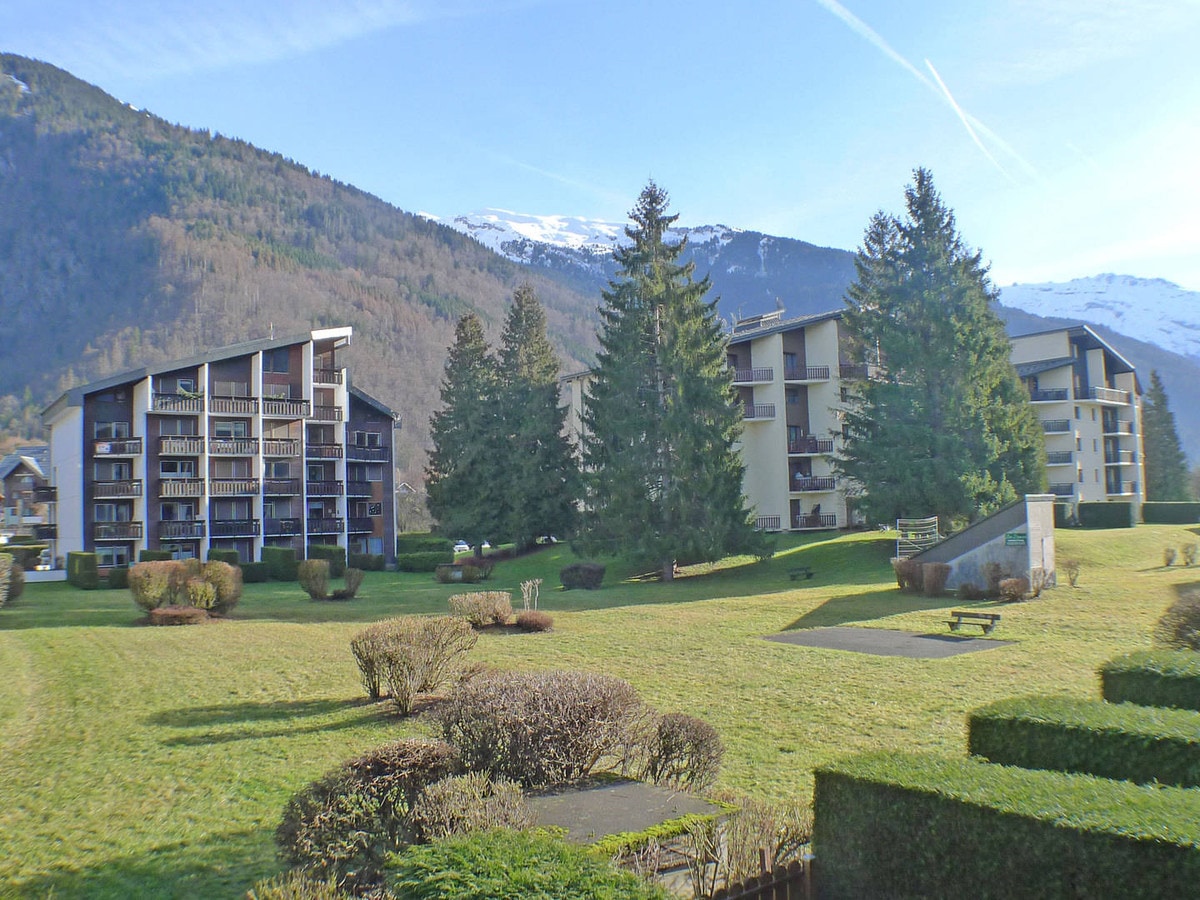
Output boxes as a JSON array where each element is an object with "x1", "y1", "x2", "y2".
[
  {"x1": 528, "y1": 778, "x2": 724, "y2": 844},
  {"x1": 766, "y1": 626, "x2": 1014, "y2": 658}
]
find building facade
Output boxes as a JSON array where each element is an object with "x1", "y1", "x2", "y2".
[
  {"x1": 41, "y1": 327, "x2": 399, "y2": 569},
  {"x1": 1010, "y1": 325, "x2": 1145, "y2": 514}
]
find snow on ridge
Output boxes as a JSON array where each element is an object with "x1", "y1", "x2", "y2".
[{"x1": 3, "y1": 73, "x2": 30, "y2": 93}]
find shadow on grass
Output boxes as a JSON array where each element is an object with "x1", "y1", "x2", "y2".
[
  {"x1": 10, "y1": 829, "x2": 278, "y2": 900},
  {"x1": 782, "y1": 585, "x2": 963, "y2": 631},
  {"x1": 149, "y1": 697, "x2": 367, "y2": 728}
]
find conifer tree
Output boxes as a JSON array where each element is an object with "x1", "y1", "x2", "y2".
[
  {"x1": 425, "y1": 314, "x2": 504, "y2": 552},
  {"x1": 1142, "y1": 370, "x2": 1191, "y2": 500},
  {"x1": 837, "y1": 168, "x2": 1045, "y2": 525},
  {"x1": 496, "y1": 284, "x2": 579, "y2": 549},
  {"x1": 578, "y1": 182, "x2": 761, "y2": 580}
]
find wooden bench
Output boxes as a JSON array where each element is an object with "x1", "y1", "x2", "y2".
[
  {"x1": 947, "y1": 610, "x2": 1000, "y2": 635},
  {"x1": 789, "y1": 566, "x2": 815, "y2": 581}
]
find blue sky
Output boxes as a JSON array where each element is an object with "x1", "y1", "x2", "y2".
[{"x1": 4, "y1": 0, "x2": 1199, "y2": 289}]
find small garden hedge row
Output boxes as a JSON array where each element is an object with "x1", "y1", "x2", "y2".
[
  {"x1": 813, "y1": 751, "x2": 1200, "y2": 900},
  {"x1": 207, "y1": 548, "x2": 240, "y2": 565},
  {"x1": 349, "y1": 552, "x2": 386, "y2": 571},
  {"x1": 138, "y1": 550, "x2": 174, "y2": 562},
  {"x1": 560, "y1": 562, "x2": 605, "y2": 590},
  {"x1": 307, "y1": 543, "x2": 346, "y2": 577},
  {"x1": 396, "y1": 533, "x2": 453, "y2": 554},
  {"x1": 1076, "y1": 501, "x2": 1133, "y2": 529},
  {"x1": 261, "y1": 546, "x2": 298, "y2": 581},
  {"x1": 399, "y1": 551, "x2": 454, "y2": 572},
  {"x1": 67, "y1": 552, "x2": 99, "y2": 589},
  {"x1": 967, "y1": 695, "x2": 1200, "y2": 788},
  {"x1": 1101, "y1": 650, "x2": 1200, "y2": 711},
  {"x1": 1142, "y1": 502, "x2": 1200, "y2": 524}
]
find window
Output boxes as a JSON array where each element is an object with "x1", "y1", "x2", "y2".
[
  {"x1": 160, "y1": 460, "x2": 197, "y2": 479},
  {"x1": 159, "y1": 418, "x2": 196, "y2": 436},
  {"x1": 95, "y1": 461, "x2": 132, "y2": 481},
  {"x1": 95, "y1": 421, "x2": 130, "y2": 439},
  {"x1": 1095, "y1": 469, "x2": 1100, "y2": 483},
  {"x1": 96, "y1": 546, "x2": 131, "y2": 568},
  {"x1": 160, "y1": 502, "x2": 196, "y2": 521},
  {"x1": 1074, "y1": 406, "x2": 1080, "y2": 419},
  {"x1": 307, "y1": 464, "x2": 329, "y2": 481},
  {"x1": 1091, "y1": 409, "x2": 1097, "y2": 421},
  {"x1": 94, "y1": 503, "x2": 131, "y2": 522},
  {"x1": 353, "y1": 431, "x2": 382, "y2": 447},
  {"x1": 265, "y1": 461, "x2": 291, "y2": 479},
  {"x1": 263, "y1": 348, "x2": 290, "y2": 373},
  {"x1": 1093, "y1": 439, "x2": 1099, "y2": 452},
  {"x1": 175, "y1": 377, "x2": 196, "y2": 394},
  {"x1": 160, "y1": 543, "x2": 197, "y2": 561},
  {"x1": 785, "y1": 390, "x2": 799, "y2": 406},
  {"x1": 263, "y1": 499, "x2": 292, "y2": 518},
  {"x1": 212, "y1": 499, "x2": 250, "y2": 519},
  {"x1": 263, "y1": 383, "x2": 291, "y2": 399},
  {"x1": 213, "y1": 420, "x2": 248, "y2": 439},
  {"x1": 1076, "y1": 437, "x2": 1082, "y2": 451},
  {"x1": 211, "y1": 459, "x2": 251, "y2": 479}
]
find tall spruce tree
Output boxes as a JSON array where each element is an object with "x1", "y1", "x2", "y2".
[
  {"x1": 837, "y1": 168, "x2": 1045, "y2": 525},
  {"x1": 1142, "y1": 370, "x2": 1191, "y2": 500},
  {"x1": 579, "y1": 182, "x2": 761, "y2": 580},
  {"x1": 496, "y1": 284, "x2": 579, "y2": 549},
  {"x1": 425, "y1": 313, "x2": 505, "y2": 552}
]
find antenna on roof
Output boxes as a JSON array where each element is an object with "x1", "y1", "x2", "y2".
[{"x1": 270, "y1": 322, "x2": 275, "y2": 339}]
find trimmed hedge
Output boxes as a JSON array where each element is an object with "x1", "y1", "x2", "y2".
[
  {"x1": 0, "y1": 543, "x2": 46, "y2": 569},
  {"x1": 106, "y1": 566, "x2": 130, "y2": 589},
  {"x1": 349, "y1": 552, "x2": 386, "y2": 571},
  {"x1": 241, "y1": 561, "x2": 271, "y2": 583},
  {"x1": 138, "y1": 550, "x2": 174, "y2": 562},
  {"x1": 1077, "y1": 501, "x2": 1133, "y2": 529},
  {"x1": 560, "y1": 562, "x2": 605, "y2": 590},
  {"x1": 207, "y1": 547, "x2": 240, "y2": 565},
  {"x1": 1101, "y1": 650, "x2": 1200, "y2": 711},
  {"x1": 1053, "y1": 502, "x2": 1074, "y2": 528},
  {"x1": 67, "y1": 552, "x2": 100, "y2": 590},
  {"x1": 261, "y1": 545, "x2": 298, "y2": 581},
  {"x1": 1142, "y1": 502, "x2": 1200, "y2": 524},
  {"x1": 396, "y1": 533, "x2": 454, "y2": 554},
  {"x1": 307, "y1": 543, "x2": 346, "y2": 577},
  {"x1": 968, "y1": 695, "x2": 1200, "y2": 787},
  {"x1": 813, "y1": 751, "x2": 1200, "y2": 900},
  {"x1": 398, "y1": 551, "x2": 453, "y2": 573}
]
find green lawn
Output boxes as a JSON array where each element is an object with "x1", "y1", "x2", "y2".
[{"x1": 1, "y1": 526, "x2": 1196, "y2": 897}]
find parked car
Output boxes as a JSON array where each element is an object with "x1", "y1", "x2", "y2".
[{"x1": 453, "y1": 541, "x2": 471, "y2": 554}]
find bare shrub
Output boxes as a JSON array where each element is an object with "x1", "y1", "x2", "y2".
[
  {"x1": 982, "y1": 562, "x2": 1008, "y2": 597},
  {"x1": 1061, "y1": 558, "x2": 1081, "y2": 587},
  {"x1": 409, "y1": 772, "x2": 534, "y2": 843},
  {"x1": 520, "y1": 578, "x2": 542, "y2": 611},
  {"x1": 1184, "y1": 544, "x2": 1198, "y2": 566},
  {"x1": 998, "y1": 576, "x2": 1030, "y2": 603},
  {"x1": 891, "y1": 558, "x2": 922, "y2": 593},
  {"x1": 276, "y1": 738, "x2": 459, "y2": 893},
  {"x1": 516, "y1": 610, "x2": 554, "y2": 632},
  {"x1": 639, "y1": 713, "x2": 723, "y2": 792},
  {"x1": 921, "y1": 562, "x2": 951, "y2": 596},
  {"x1": 440, "y1": 669, "x2": 645, "y2": 788},
  {"x1": 1029, "y1": 566, "x2": 1047, "y2": 598},
  {"x1": 364, "y1": 616, "x2": 478, "y2": 714},
  {"x1": 448, "y1": 591, "x2": 513, "y2": 627},
  {"x1": 330, "y1": 568, "x2": 364, "y2": 601},
  {"x1": 298, "y1": 559, "x2": 330, "y2": 600},
  {"x1": 956, "y1": 582, "x2": 985, "y2": 602},
  {"x1": 1156, "y1": 586, "x2": 1200, "y2": 650},
  {"x1": 1164, "y1": 547, "x2": 1178, "y2": 567},
  {"x1": 350, "y1": 621, "x2": 390, "y2": 700}
]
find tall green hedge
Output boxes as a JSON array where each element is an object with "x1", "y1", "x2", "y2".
[
  {"x1": 67, "y1": 552, "x2": 100, "y2": 590},
  {"x1": 0, "y1": 543, "x2": 47, "y2": 568},
  {"x1": 968, "y1": 695, "x2": 1200, "y2": 787},
  {"x1": 240, "y1": 561, "x2": 271, "y2": 583},
  {"x1": 348, "y1": 552, "x2": 386, "y2": 572},
  {"x1": 207, "y1": 548, "x2": 240, "y2": 565},
  {"x1": 397, "y1": 551, "x2": 453, "y2": 572},
  {"x1": 307, "y1": 543, "x2": 346, "y2": 577},
  {"x1": 1142, "y1": 502, "x2": 1200, "y2": 524},
  {"x1": 1076, "y1": 501, "x2": 1133, "y2": 529},
  {"x1": 261, "y1": 546, "x2": 298, "y2": 582},
  {"x1": 138, "y1": 550, "x2": 174, "y2": 562},
  {"x1": 1101, "y1": 650, "x2": 1200, "y2": 711},
  {"x1": 396, "y1": 533, "x2": 453, "y2": 554},
  {"x1": 813, "y1": 751, "x2": 1200, "y2": 900}
]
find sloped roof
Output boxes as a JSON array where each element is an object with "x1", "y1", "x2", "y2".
[
  {"x1": 0, "y1": 452, "x2": 46, "y2": 481},
  {"x1": 1014, "y1": 357, "x2": 1073, "y2": 378}
]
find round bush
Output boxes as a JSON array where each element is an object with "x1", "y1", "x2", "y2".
[
  {"x1": 639, "y1": 713, "x2": 724, "y2": 792},
  {"x1": 409, "y1": 773, "x2": 534, "y2": 843}
]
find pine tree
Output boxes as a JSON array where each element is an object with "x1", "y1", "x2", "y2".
[
  {"x1": 496, "y1": 284, "x2": 579, "y2": 549},
  {"x1": 1142, "y1": 370, "x2": 1191, "y2": 500},
  {"x1": 579, "y1": 182, "x2": 761, "y2": 580},
  {"x1": 425, "y1": 314, "x2": 505, "y2": 552},
  {"x1": 838, "y1": 168, "x2": 1045, "y2": 526}
]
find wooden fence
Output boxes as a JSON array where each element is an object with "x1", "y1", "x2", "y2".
[{"x1": 712, "y1": 858, "x2": 813, "y2": 900}]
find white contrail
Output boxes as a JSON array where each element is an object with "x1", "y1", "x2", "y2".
[{"x1": 924, "y1": 59, "x2": 1010, "y2": 180}]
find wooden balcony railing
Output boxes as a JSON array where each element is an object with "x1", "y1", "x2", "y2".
[
  {"x1": 1103, "y1": 419, "x2": 1134, "y2": 435},
  {"x1": 306, "y1": 443, "x2": 343, "y2": 459},
  {"x1": 159, "y1": 436, "x2": 204, "y2": 455},
  {"x1": 791, "y1": 476, "x2": 836, "y2": 492},
  {"x1": 313, "y1": 368, "x2": 343, "y2": 385},
  {"x1": 210, "y1": 397, "x2": 259, "y2": 414},
  {"x1": 210, "y1": 438, "x2": 259, "y2": 456},
  {"x1": 262, "y1": 439, "x2": 301, "y2": 457},
  {"x1": 33, "y1": 486, "x2": 57, "y2": 502},
  {"x1": 262, "y1": 399, "x2": 311, "y2": 419},
  {"x1": 348, "y1": 517, "x2": 375, "y2": 533},
  {"x1": 306, "y1": 480, "x2": 344, "y2": 496},
  {"x1": 92, "y1": 480, "x2": 142, "y2": 499},
  {"x1": 787, "y1": 437, "x2": 834, "y2": 454},
  {"x1": 95, "y1": 521, "x2": 143, "y2": 540},
  {"x1": 345, "y1": 480, "x2": 372, "y2": 497},
  {"x1": 210, "y1": 518, "x2": 260, "y2": 537},
  {"x1": 347, "y1": 445, "x2": 389, "y2": 461},
  {"x1": 743, "y1": 403, "x2": 776, "y2": 420},
  {"x1": 262, "y1": 478, "x2": 302, "y2": 495},
  {"x1": 1105, "y1": 450, "x2": 1137, "y2": 465},
  {"x1": 1029, "y1": 388, "x2": 1069, "y2": 402},
  {"x1": 152, "y1": 393, "x2": 203, "y2": 413},
  {"x1": 310, "y1": 405, "x2": 343, "y2": 422},
  {"x1": 159, "y1": 521, "x2": 206, "y2": 540},
  {"x1": 784, "y1": 366, "x2": 830, "y2": 381},
  {"x1": 35, "y1": 524, "x2": 57, "y2": 539},
  {"x1": 732, "y1": 367, "x2": 774, "y2": 383},
  {"x1": 1048, "y1": 483, "x2": 1076, "y2": 496},
  {"x1": 264, "y1": 517, "x2": 303, "y2": 536},
  {"x1": 209, "y1": 479, "x2": 260, "y2": 497},
  {"x1": 160, "y1": 478, "x2": 205, "y2": 498},
  {"x1": 1089, "y1": 386, "x2": 1131, "y2": 404},
  {"x1": 94, "y1": 438, "x2": 143, "y2": 456},
  {"x1": 307, "y1": 517, "x2": 345, "y2": 534}
]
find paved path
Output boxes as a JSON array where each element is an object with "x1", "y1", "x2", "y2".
[
  {"x1": 765, "y1": 626, "x2": 1014, "y2": 658},
  {"x1": 529, "y1": 779, "x2": 723, "y2": 843}
]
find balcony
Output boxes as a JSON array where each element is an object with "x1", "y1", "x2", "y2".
[
  {"x1": 210, "y1": 438, "x2": 259, "y2": 456},
  {"x1": 262, "y1": 439, "x2": 302, "y2": 457},
  {"x1": 94, "y1": 438, "x2": 143, "y2": 456},
  {"x1": 731, "y1": 367, "x2": 774, "y2": 384},
  {"x1": 1103, "y1": 419, "x2": 1134, "y2": 436},
  {"x1": 306, "y1": 443, "x2": 343, "y2": 459},
  {"x1": 159, "y1": 521, "x2": 206, "y2": 540},
  {"x1": 784, "y1": 366, "x2": 830, "y2": 382},
  {"x1": 310, "y1": 405, "x2": 344, "y2": 422},
  {"x1": 307, "y1": 480, "x2": 344, "y2": 497},
  {"x1": 1048, "y1": 483, "x2": 1076, "y2": 497},
  {"x1": 788, "y1": 437, "x2": 834, "y2": 455},
  {"x1": 1105, "y1": 450, "x2": 1137, "y2": 465},
  {"x1": 210, "y1": 396, "x2": 259, "y2": 415},
  {"x1": 209, "y1": 479, "x2": 260, "y2": 497},
  {"x1": 1045, "y1": 451, "x2": 1074, "y2": 465},
  {"x1": 35, "y1": 524, "x2": 57, "y2": 540},
  {"x1": 210, "y1": 518, "x2": 260, "y2": 538},
  {"x1": 791, "y1": 476, "x2": 837, "y2": 493},
  {"x1": 93, "y1": 480, "x2": 142, "y2": 499},
  {"x1": 793, "y1": 513, "x2": 837, "y2": 530},
  {"x1": 1106, "y1": 482, "x2": 1138, "y2": 497},
  {"x1": 262, "y1": 398, "x2": 311, "y2": 419},
  {"x1": 754, "y1": 515, "x2": 782, "y2": 531},
  {"x1": 307, "y1": 517, "x2": 344, "y2": 534},
  {"x1": 743, "y1": 403, "x2": 776, "y2": 421},
  {"x1": 1042, "y1": 419, "x2": 1072, "y2": 434},
  {"x1": 839, "y1": 363, "x2": 882, "y2": 380},
  {"x1": 160, "y1": 478, "x2": 205, "y2": 498},
  {"x1": 346, "y1": 480, "x2": 372, "y2": 497},
  {"x1": 33, "y1": 486, "x2": 57, "y2": 503},
  {"x1": 159, "y1": 436, "x2": 204, "y2": 455},
  {"x1": 264, "y1": 517, "x2": 303, "y2": 537},
  {"x1": 152, "y1": 393, "x2": 203, "y2": 413},
  {"x1": 263, "y1": 478, "x2": 302, "y2": 496},
  {"x1": 1029, "y1": 389, "x2": 1069, "y2": 402},
  {"x1": 347, "y1": 445, "x2": 389, "y2": 461},
  {"x1": 1089, "y1": 386, "x2": 1131, "y2": 404},
  {"x1": 313, "y1": 368, "x2": 343, "y2": 385},
  {"x1": 348, "y1": 517, "x2": 375, "y2": 533},
  {"x1": 95, "y1": 521, "x2": 142, "y2": 540}
]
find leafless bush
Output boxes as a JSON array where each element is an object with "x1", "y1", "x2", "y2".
[
  {"x1": 638, "y1": 713, "x2": 724, "y2": 792},
  {"x1": 350, "y1": 616, "x2": 478, "y2": 713},
  {"x1": 515, "y1": 610, "x2": 554, "y2": 632},
  {"x1": 1156, "y1": 586, "x2": 1200, "y2": 650},
  {"x1": 1184, "y1": 544, "x2": 1198, "y2": 566},
  {"x1": 982, "y1": 562, "x2": 1008, "y2": 597},
  {"x1": 520, "y1": 578, "x2": 542, "y2": 611},
  {"x1": 998, "y1": 576, "x2": 1030, "y2": 603},
  {"x1": 1165, "y1": 546, "x2": 1178, "y2": 567},
  {"x1": 1061, "y1": 558, "x2": 1081, "y2": 587},
  {"x1": 448, "y1": 591, "x2": 512, "y2": 627},
  {"x1": 921, "y1": 562, "x2": 951, "y2": 596},
  {"x1": 891, "y1": 558, "x2": 922, "y2": 592},
  {"x1": 409, "y1": 772, "x2": 534, "y2": 842}
]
